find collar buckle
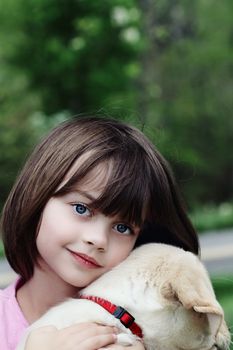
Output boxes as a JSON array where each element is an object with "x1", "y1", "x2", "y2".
[
  {"x1": 113, "y1": 306, "x2": 135, "y2": 328},
  {"x1": 79, "y1": 294, "x2": 143, "y2": 338}
]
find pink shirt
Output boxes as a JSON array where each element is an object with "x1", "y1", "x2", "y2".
[{"x1": 0, "y1": 279, "x2": 29, "y2": 350}]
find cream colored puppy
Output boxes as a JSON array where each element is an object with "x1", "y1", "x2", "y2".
[{"x1": 17, "y1": 243, "x2": 231, "y2": 350}]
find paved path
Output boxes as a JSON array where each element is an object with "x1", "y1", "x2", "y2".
[
  {"x1": 199, "y1": 229, "x2": 233, "y2": 275},
  {"x1": 0, "y1": 229, "x2": 232, "y2": 288}
]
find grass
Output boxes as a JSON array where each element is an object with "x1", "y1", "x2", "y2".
[
  {"x1": 190, "y1": 202, "x2": 233, "y2": 233},
  {"x1": 212, "y1": 276, "x2": 233, "y2": 349}
]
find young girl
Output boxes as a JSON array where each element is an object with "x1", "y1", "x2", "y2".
[{"x1": 0, "y1": 117, "x2": 199, "y2": 350}]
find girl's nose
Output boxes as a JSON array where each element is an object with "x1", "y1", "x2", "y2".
[{"x1": 83, "y1": 220, "x2": 109, "y2": 251}]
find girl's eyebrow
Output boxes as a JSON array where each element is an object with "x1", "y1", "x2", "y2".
[{"x1": 70, "y1": 190, "x2": 97, "y2": 202}]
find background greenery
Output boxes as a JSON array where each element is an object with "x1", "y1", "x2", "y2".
[
  {"x1": 0, "y1": 0, "x2": 233, "y2": 215},
  {"x1": 0, "y1": 0, "x2": 233, "y2": 213},
  {"x1": 0, "y1": 1, "x2": 232, "y2": 344},
  {"x1": 213, "y1": 277, "x2": 233, "y2": 350},
  {"x1": 0, "y1": 0, "x2": 232, "y2": 214}
]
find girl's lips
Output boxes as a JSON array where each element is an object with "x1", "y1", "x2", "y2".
[{"x1": 68, "y1": 249, "x2": 102, "y2": 268}]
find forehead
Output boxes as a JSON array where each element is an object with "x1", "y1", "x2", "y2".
[
  {"x1": 60, "y1": 151, "x2": 113, "y2": 193},
  {"x1": 55, "y1": 149, "x2": 150, "y2": 226}
]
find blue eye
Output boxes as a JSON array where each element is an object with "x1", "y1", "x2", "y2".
[
  {"x1": 73, "y1": 203, "x2": 91, "y2": 217},
  {"x1": 114, "y1": 223, "x2": 132, "y2": 235}
]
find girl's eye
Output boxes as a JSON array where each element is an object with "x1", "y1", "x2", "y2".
[
  {"x1": 73, "y1": 203, "x2": 91, "y2": 217},
  {"x1": 114, "y1": 223, "x2": 132, "y2": 235}
]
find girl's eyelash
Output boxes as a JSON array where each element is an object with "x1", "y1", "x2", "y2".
[
  {"x1": 70, "y1": 203, "x2": 136, "y2": 234},
  {"x1": 71, "y1": 202, "x2": 93, "y2": 216},
  {"x1": 114, "y1": 223, "x2": 135, "y2": 235}
]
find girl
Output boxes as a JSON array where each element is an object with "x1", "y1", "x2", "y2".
[{"x1": 0, "y1": 117, "x2": 199, "y2": 350}]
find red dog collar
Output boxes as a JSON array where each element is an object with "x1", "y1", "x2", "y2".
[{"x1": 80, "y1": 295, "x2": 143, "y2": 338}]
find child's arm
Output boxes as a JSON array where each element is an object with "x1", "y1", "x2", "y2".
[
  {"x1": 22, "y1": 324, "x2": 145, "y2": 350},
  {"x1": 99, "y1": 340, "x2": 145, "y2": 350},
  {"x1": 23, "y1": 323, "x2": 118, "y2": 350}
]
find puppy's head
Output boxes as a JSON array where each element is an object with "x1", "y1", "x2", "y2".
[
  {"x1": 129, "y1": 244, "x2": 231, "y2": 350},
  {"x1": 155, "y1": 250, "x2": 231, "y2": 350}
]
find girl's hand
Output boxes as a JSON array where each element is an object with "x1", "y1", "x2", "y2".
[{"x1": 24, "y1": 323, "x2": 118, "y2": 350}]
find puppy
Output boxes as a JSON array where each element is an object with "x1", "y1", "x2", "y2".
[{"x1": 17, "y1": 243, "x2": 231, "y2": 350}]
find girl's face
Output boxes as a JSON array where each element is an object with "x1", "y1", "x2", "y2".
[{"x1": 36, "y1": 161, "x2": 140, "y2": 289}]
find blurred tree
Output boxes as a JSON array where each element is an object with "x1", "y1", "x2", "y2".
[
  {"x1": 4, "y1": 0, "x2": 141, "y2": 115},
  {"x1": 0, "y1": 0, "x2": 232, "y2": 211},
  {"x1": 0, "y1": 0, "x2": 41, "y2": 209},
  {"x1": 0, "y1": 0, "x2": 142, "y2": 208},
  {"x1": 137, "y1": 0, "x2": 233, "y2": 207}
]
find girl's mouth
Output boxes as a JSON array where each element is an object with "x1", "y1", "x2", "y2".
[{"x1": 67, "y1": 249, "x2": 102, "y2": 268}]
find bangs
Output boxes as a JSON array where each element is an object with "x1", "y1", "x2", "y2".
[
  {"x1": 54, "y1": 147, "x2": 153, "y2": 227},
  {"x1": 91, "y1": 155, "x2": 151, "y2": 226}
]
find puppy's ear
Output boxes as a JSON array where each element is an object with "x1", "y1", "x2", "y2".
[
  {"x1": 193, "y1": 305, "x2": 222, "y2": 315},
  {"x1": 160, "y1": 276, "x2": 223, "y2": 337},
  {"x1": 159, "y1": 268, "x2": 223, "y2": 317},
  {"x1": 157, "y1": 252, "x2": 231, "y2": 348},
  {"x1": 193, "y1": 308, "x2": 222, "y2": 336}
]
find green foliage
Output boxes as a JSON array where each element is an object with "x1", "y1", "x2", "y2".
[
  {"x1": 0, "y1": 0, "x2": 232, "y2": 210},
  {"x1": 1, "y1": 0, "x2": 141, "y2": 114},
  {"x1": 0, "y1": 106, "x2": 39, "y2": 209},
  {"x1": 140, "y1": 0, "x2": 233, "y2": 207},
  {"x1": 0, "y1": 240, "x2": 4, "y2": 258},
  {"x1": 212, "y1": 276, "x2": 233, "y2": 349},
  {"x1": 190, "y1": 202, "x2": 233, "y2": 232}
]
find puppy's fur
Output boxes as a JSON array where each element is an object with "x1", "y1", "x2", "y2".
[{"x1": 17, "y1": 243, "x2": 231, "y2": 350}]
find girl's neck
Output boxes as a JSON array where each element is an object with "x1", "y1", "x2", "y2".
[{"x1": 16, "y1": 260, "x2": 79, "y2": 324}]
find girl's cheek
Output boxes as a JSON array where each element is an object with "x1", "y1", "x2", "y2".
[{"x1": 107, "y1": 241, "x2": 134, "y2": 268}]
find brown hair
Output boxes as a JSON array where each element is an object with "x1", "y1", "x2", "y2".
[{"x1": 1, "y1": 117, "x2": 199, "y2": 281}]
